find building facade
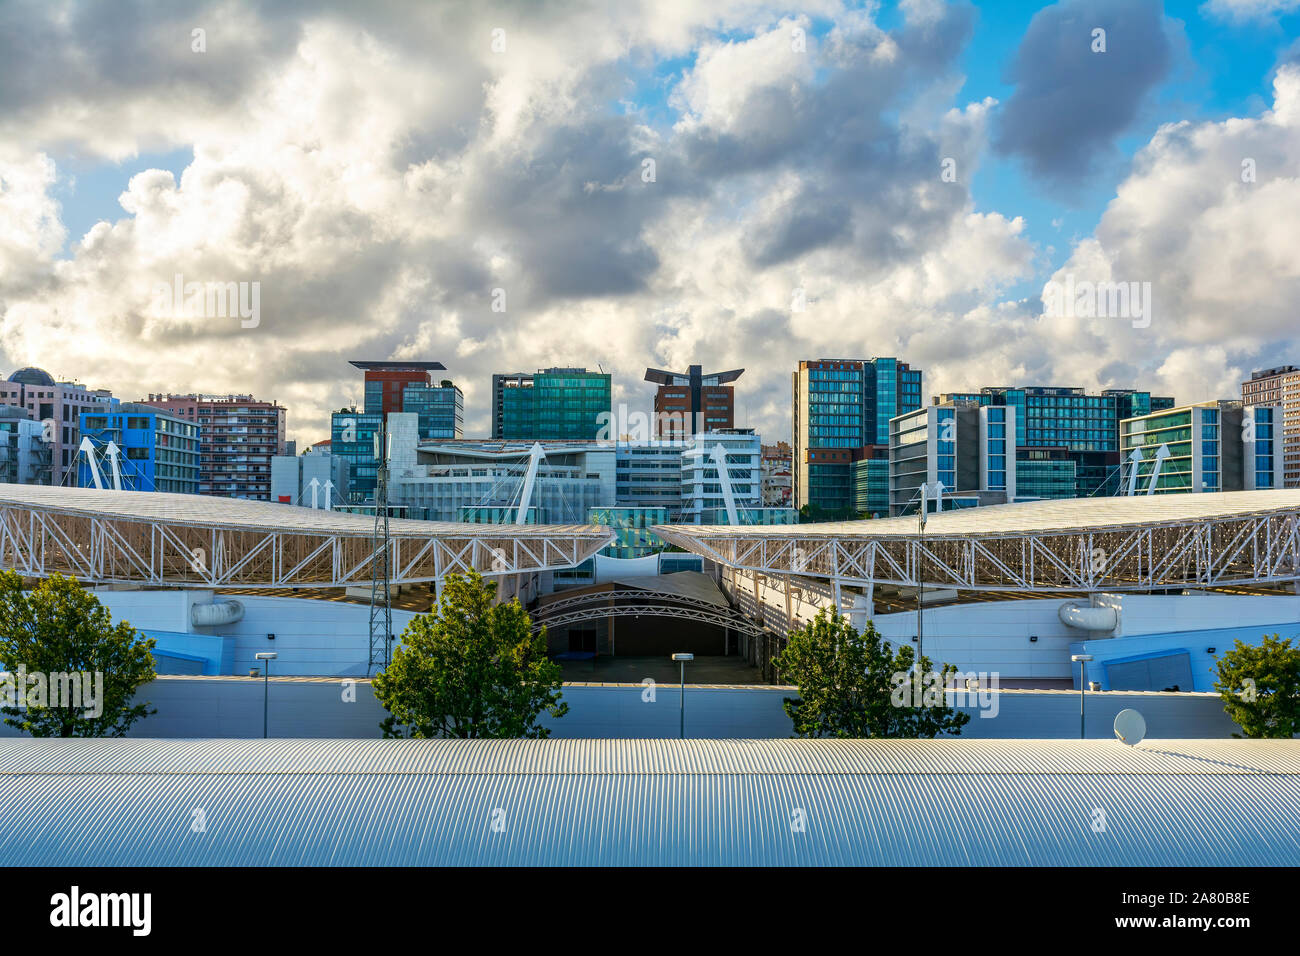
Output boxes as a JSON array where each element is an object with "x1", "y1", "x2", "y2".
[
  {"x1": 792, "y1": 357, "x2": 922, "y2": 513},
  {"x1": 270, "y1": 451, "x2": 351, "y2": 508},
  {"x1": 1242, "y1": 365, "x2": 1300, "y2": 488},
  {"x1": 492, "y1": 368, "x2": 612, "y2": 441},
  {"x1": 0, "y1": 408, "x2": 53, "y2": 485},
  {"x1": 760, "y1": 441, "x2": 792, "y2": 507},
  {"x1": 78, "y1": 404, "x2": 200, "y2": 493},
  {"x1": 0, "y1": 367, "x2": 116, "y2": 486},
  {"x1": 644, "y1": 365, "x2": 744, "y2": 439},
  {"x1": 679, "y1": 429, "x2": 763, "y2": 524},
  {"x1": 140, "y1": 394, "x2": 287, "y2": 500},
  {"x1": 1120, "y1": 401, "x2": 1284, "y2": 494},
  {"x1": 937, "y1": 386, "x2": 1175, "y2": 498},
  {"x1": 888, "y1": 402, "x2": 1016, "y2": 516},
  {"x1": 330, "y1": 360, "x2": 462, "y2": 502}
]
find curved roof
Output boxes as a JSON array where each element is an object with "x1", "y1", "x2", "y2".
[{"x1": 0, "y1": 738, "x2": 1294, "y2": 866}]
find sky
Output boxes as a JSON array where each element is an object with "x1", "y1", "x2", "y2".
[{"x1": 1, "y1": 0, "x2": 1299, "y2": 446}]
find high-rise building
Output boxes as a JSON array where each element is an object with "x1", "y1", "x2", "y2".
[
  {"x1": 140, "y1": 394, "x2": 287, "y2": 500},
  {"x1": 331, "y1": 361, "x2": 462, "y2": 503},
  {"x1": 78, "y1": 404, "x2": 200, "y2": 493},
  {"x1": 1120, "y1": 401, "x2": 1284, "y2": 494},
  {"x1": 936, "y1": 386, "x2": 1175, "y2": 497},
  {"x1": 1242, "y1": 365, "x2": 1300, "y2": 488},
  {"x1": 351, "y1": 360, "x2": 447, "y2": 415},
  {"x1": 0, "y1": 367, "x2": 116, "y2": 486},
  {"x1": 644, "y1": 365, "x2": 744, "y2": 439},
  {"x1": 851, "y1": 448, "x2": 889, "y2": 517},
  {"x1": 492, "y1": 368, "x2": 611, "y2": 441},
  {"x1": 792, "y1": 357, "x2": 922, "y2": 513},
  {"x1": 888, "y1": 402, "x2": 1016, "y2": 516}
]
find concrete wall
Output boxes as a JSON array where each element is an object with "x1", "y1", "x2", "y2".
[
  {"x1": 91, "y1": 589, "x2": 422, "y2": 677},
  {"x1": 0, "y1": 676, "x2": 1241, "y2": 739},
  {"x1": 722, "y1": 571, "x2": 1300, "y2": 683}
]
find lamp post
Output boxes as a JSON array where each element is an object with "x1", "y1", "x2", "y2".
[
  {"x1": 1071, "y1": 654, "x2": 1093, "y2": 740},
  {"x1": 671, "y1": 653, "x2": 694, "y2": 739},
  {"x1": 255, "y1": 652, "x2": 278, "y2": 739}
]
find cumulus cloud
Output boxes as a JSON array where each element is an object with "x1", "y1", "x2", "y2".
[
  {"x1": 994, "y1": 0, "x2": 1172, "y2": 183},
  {"x1": 0, "y1": 0, "x2": 1036, "y2": 445},
  {"x1": 1035, "y1": 65, "x2": 1300, "y2": 401}
]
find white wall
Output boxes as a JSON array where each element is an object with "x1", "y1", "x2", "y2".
[{"x1": 91, "y1": 589, "x2": 421, "y2": 676}]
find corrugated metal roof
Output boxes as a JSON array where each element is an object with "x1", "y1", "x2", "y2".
[{"x1": 0, "y1": 739, "x2": 1295, "y2": 866}]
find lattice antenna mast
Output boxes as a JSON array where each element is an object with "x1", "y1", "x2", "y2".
[{"x1": 368, "y1": 420, "x2": 393, "y2": 674}]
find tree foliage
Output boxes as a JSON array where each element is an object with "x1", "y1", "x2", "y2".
[
  {"x1": 0, "y1": 571, "x2": 157, "y2": 737},
  {"x1": 372, "y1": 571, "x2": 567, "y2": 738},
  {"x1": 1213, "y1": 634, "x2": 1300, "y2": 738},
  {"x1": 775, "y1": 608, "x2": 971, "y2": 738}
]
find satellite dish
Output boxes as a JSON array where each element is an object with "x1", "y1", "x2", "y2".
[{"x1": 1114, "y1": 708, "x2": 1146, "y2": 746}]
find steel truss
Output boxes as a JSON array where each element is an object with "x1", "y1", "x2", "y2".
[
  {"x1": 531, "y1": 590, "x2": 767, "y2": 635},
  {"x1": 0, "y1": 502, "x2": 613, "y2": 588},
  {"x1": 655, "y1": 510, "x2": 1300, "y2": 593}
]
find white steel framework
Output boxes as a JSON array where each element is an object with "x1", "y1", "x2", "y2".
[
  {"x1": 531, "y1": 588, "x2": 767, "y2": 635},
  {"x1": 654, "y1": 490, "x2": 1300, "y2": 594},
  {"x1": 0, "y1": 486, "x2": 613, "y2": 588}
]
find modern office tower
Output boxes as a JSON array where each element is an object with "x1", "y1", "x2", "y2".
[
  {"x1": 270, "y1": 450, "x2": 351, "y2": 507},
  {"x1": 351, "y1": 360, "x2": 447, "y2": 415},
  {"x1": 888, "y1": 401, "x2": 1016, "y2": 516},
  {"x1": 330, "y1": 408, "x2": 384, "y2": 503},
  {"x1": 851, "y1": 447, "x2": 889, "y2": 517},
  {"x1": 1120, "y1": 401, "x2": 1284, "y2": 494},
  {"x1": 331, "y1": 361, "x2": 462, "y2": 503},
  {"x1": 0, "y1": 407, "x2": 53, "y2": 484},
  {"x1": 1242, "y1": 365, "x2": 1300, "y2": 487},
  {"x1": 760, "y1": 441, "x2": 792, "y2": 507},
  {"x1": 492, "y1": 367, "x2": 612, "y2": 440},
  {"x1": 78, "y1": 404, "x2": 200, "y2": 493},
  {"x1": 0, "y1": 367, "x2": 116, "y2": 486},
  {"x1": 936, "y1": 386, "x2": 1175, "y2": 497},
  {"x1": 140, "y1": 394, "x2": 287, "y2": 500},
  {"x1": 792, "y1": 357, "x2": 922, "y2": 513},
  {"x1": 644, "y1": 365, "x2": 744, "y2": 439}
]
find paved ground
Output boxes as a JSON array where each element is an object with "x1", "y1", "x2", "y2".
[{"x1": 559, "y1": 655, "x2": 765, "y2": 685}]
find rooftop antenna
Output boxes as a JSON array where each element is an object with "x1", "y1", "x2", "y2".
[{"x1": 367, "y1": 420, "x2": 393, "y2": 675}]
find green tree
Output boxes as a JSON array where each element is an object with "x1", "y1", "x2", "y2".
[
  {"x1": 0, "y1": 571, "x2": 157, "y2": 737},
  {"x1": 1213, "y1": 634, "x2": 1300, "y2": 738},
  {"x1": 775, "y1": 608, "x2": 971, "y2": 738},
  {"x1": 372, "y1": 570, "x2": 567, "y2": 738}
]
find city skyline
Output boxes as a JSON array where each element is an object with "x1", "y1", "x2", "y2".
[{"x1": 2, "y1": 1, "x2": 1299, "y2": 447}]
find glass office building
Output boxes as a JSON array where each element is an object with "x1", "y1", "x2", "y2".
[
  {"x1": 402, "y1": 384, "x2": 464, "y2": 440},
  {"x1": 938, "y1": 386, "x2": 1175, "y2": 497},
  {"x1": 793, "y1": 357, "x2": 922, "y2": 513},
  {"x1": 1120, "y1": 401, "x2": 1283, "y2": 494},
  {"x1": 852, "y1": 454, "x2": 889, "y2": 517},
  {"x1": 78, "y1": 404, "x2": 200, "y2": 493},
  {"x1": 492, "y1": 368, "x2": 612, "y2": 441}
]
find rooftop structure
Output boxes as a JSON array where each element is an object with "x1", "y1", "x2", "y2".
[
  {"x1": 655, "y1": 489, "x2": 1300, "y2": 594},
  {"x1": 0, "y1": 485, "x2": 612, "y2": 587}
]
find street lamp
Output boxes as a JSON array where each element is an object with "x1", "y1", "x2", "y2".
[
  {"x1": 671, "y1": 653, "x2": 694, "y2": 739},
  {"x1": 1071, "y1": 654, "x2": 1093, "y2": 740},
  {"x1": 255, "y1": 652, "x2": 278, "y2": 739}
]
